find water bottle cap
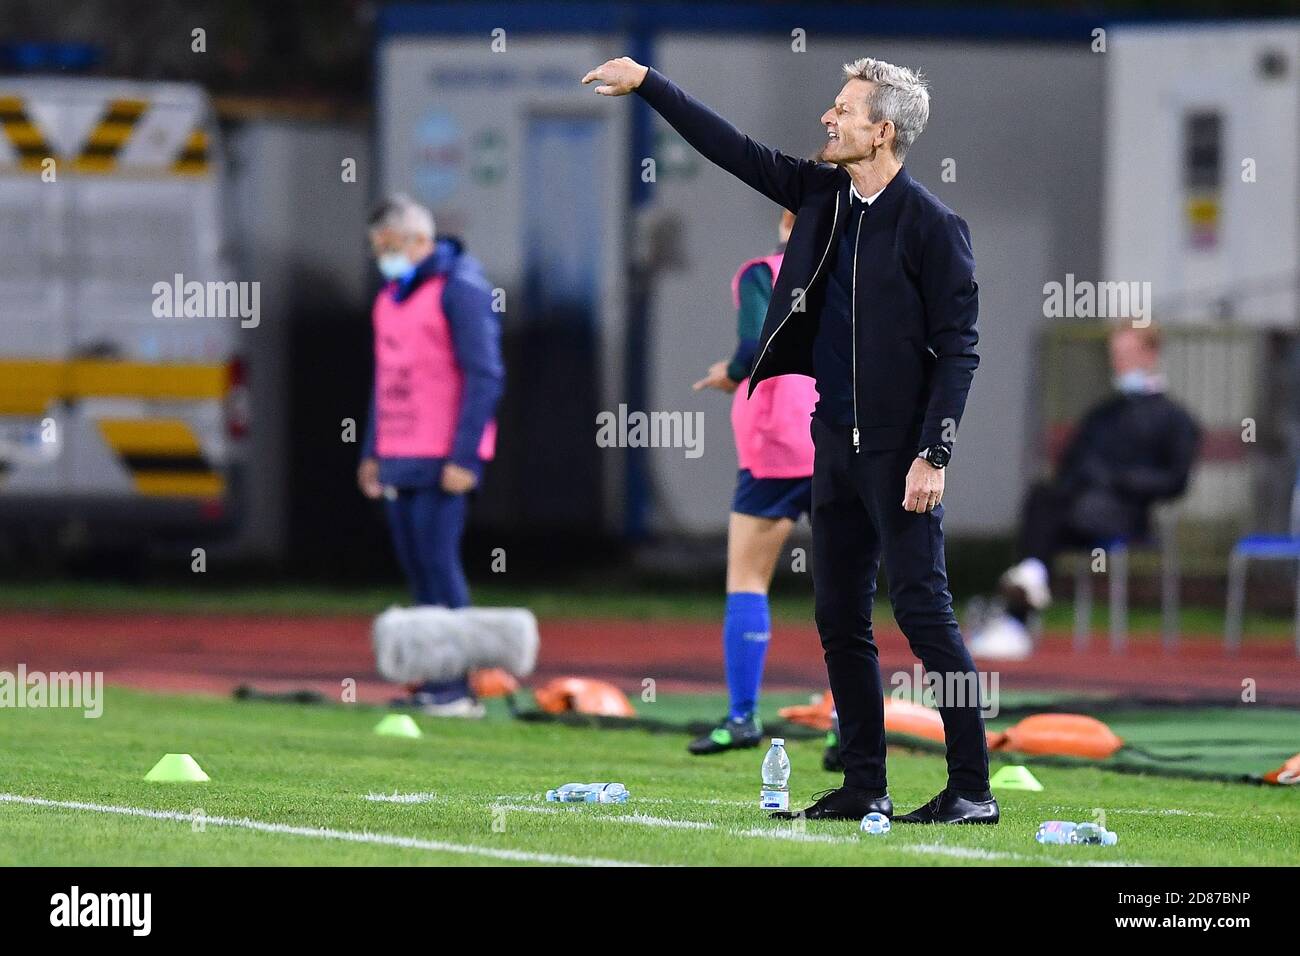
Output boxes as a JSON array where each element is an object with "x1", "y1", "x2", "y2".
[{"x1": 771, "y1": 737, "x2": 785, "y2": 746}]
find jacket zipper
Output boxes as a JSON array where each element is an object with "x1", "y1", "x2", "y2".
[
  {"x1": 748, "y1": 191, "x2": 842, "y2": 389},
  {"x1": 850, "y1": 208, "x2": 865, "y2": 453}
]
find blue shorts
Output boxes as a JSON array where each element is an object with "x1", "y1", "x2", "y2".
[{"x1": 731, "y1": 468, "x2": 813, "y2": 521}]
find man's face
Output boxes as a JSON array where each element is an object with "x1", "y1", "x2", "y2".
[
  {"x1": 1109, "y1": 329, "x2": 1158, "y2": 375},
  {"x1": 369, "y1": 226, "x2": 432, "y2": 262},
  {"x1": 821, "y1": 79, "x2": 890, "y2": 164}
]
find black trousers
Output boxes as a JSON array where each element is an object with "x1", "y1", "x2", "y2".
[
  {"x1": 1017, "y1": 480, "x2": 1141, "y2": 568},
  {"x1": 1017, "y1": 482, "x2": 1083, "y2": 566},
  {"x1": 810, "y1": 417, "x2": 990, "y2": 793}
]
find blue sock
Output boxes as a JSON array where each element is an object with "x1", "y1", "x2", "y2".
[{"x1": 723, "y1": 592, "x2": 771, "y2": 721}]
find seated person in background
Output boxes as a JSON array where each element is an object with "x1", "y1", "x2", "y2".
[{"x1": 969, "y1": 323, "x2": 1201, "y2": 659}]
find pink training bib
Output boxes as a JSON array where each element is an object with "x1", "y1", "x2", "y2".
[
  {"x1": 372, "y1": 276, "x2": 497, "y2": 460},
  {"x1": 729, "y1": 253, "x2": 817, "y2": 479}
]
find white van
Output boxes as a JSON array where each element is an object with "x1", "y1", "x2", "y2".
[{"x1": 0, "y1": 78, "x2": 248, "y2": 551}]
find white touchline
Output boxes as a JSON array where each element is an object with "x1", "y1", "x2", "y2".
[
  {"x1": 363, "y1": 791, "x2": 437, "y2": 804},
  {"x1": 1119, "y1": 809, "x2": 1209, "y2": 816},
  {"x1": 0, "y1": 794, "x2": 654, "y2": 868},
  {"x1": 494, "y1": 803, "x2": 1142, "y2": 865},
  {"x1": 498, "y1": 793, "x2": 752, "y2": 808},
  {"x1": 620, "y1": 813, "x2": 714, "y2": 830},
  {"x1": 733, "y1": 827, "x2": 858, "y2": 845},
  {"x1": 496, "y1": 804, "x2": 713, "y2": 830},
  {"x1": 1045, "y1": 806, "x2": 1216, "y2": 816},
  {"x1": 621, "y1": 796, "x2": 754, "y2": 808}
]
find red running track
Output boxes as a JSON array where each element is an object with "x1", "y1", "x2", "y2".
[{"x1": 1, "y1": 610, "x2": 1297, "y2": 706}]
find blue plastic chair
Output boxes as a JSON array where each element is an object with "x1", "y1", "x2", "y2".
[
  {"x1": 1224, "y1": 534, "x2": 1300, "y2": 657},
  {"x1": 1071, "y1": 511, "x2": 1181, "y2": 654}
]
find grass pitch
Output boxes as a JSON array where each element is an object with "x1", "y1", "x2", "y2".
[{"x1": 1, "y1": 688, "x2": 1296, "y2": 867}]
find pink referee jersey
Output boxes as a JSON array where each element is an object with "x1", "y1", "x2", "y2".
[
  {"x1": 729, "y1": 253, "x2": 817, "y2": 479},
  {"x1": 372, "y1": 275, "x2": 497, "y2": 461}
]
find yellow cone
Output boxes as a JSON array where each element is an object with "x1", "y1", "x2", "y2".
[
  {"x1": 144, "y1": 753, "x2": 210, "y2": 782},
  {"x1": 373, "y1": 713, "x2": 422, "y2": 739},
  {"x1": 990, "y1": 764, "x2": 1043, "y2": 791}
]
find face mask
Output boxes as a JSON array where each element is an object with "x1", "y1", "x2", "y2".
[
  {"x1": 1114, "y1": 369, "x2": 1155, "y2": 395},
  {"x1": 377, "y1": 253, "x2": 415, "y2": 282}
]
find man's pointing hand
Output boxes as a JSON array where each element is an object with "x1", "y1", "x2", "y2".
[{"x1": 581, "y1": 57, "x2": 649, "y2": 96}]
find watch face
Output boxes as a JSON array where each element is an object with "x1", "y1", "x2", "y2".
[{"x1": 927, "y1": 445, "x2": 951, "y2": 467}]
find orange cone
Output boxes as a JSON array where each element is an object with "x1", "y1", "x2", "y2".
[
  {"x1": 778, "y1": 692, "x2": 836, "y2": 731},
  {"x1": 1264, "y1": 752, "x2": 1300, "y2": 785},
  {"x1": 533, "y1": 677, "x2": 636, "y2": 718},
  {"x1": 995, "y1": 713, "x2": 1123, "y2": 759},
  {"x1": 780, "y1": 692, "x2": 1005, "y2": 746},
  {"x1": 470, "y1": 668, "x2": 519, "y2": 698},
  {"x1": 884, "y1": 698, "x2": 948, "y2": 744}
]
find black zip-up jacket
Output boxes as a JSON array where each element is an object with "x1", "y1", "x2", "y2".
[
  {"x1": 1057, "y1": 390, "x2": 1201, "y2": 539},
  {"x1": 636, "y1": 67, "x2": 979, "y2": 455}
]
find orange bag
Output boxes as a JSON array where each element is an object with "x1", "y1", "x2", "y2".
[
  {"x1": 778, "y1": 693, "x2": 836, "y2": 731},
  {"x1": 780, "y1": 693, "x2": 1005, "y2": 746},
  {"x1": 469, "y1": 668, "x2": 519, "y2": 699},
  {"x1": 883, "y1": 698, "x2": 948, "y2": 743},
  {"x1": 995, "y1": 713, "x2": 1123, "y2": 759},
  {"x1": 1264, "y1": 752, "x2": 1300, "y2": 785},
  {"x1": 533, "y1": 677, "x2": 636, "y2": 718}
]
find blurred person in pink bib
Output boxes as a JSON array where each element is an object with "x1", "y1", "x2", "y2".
[
  {"x1": 358, "y1": 195, "x2": 504, "y2": 716},
  {"x1": 689, "y1": 210, "x2": 818, "y2": 754}
]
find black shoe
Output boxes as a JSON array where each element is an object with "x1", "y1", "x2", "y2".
[
  {"x1": 688, "y1": 714, "x2": 763, "y2": 755},
  {"x1": 770, "y1": 786, "x2": 892, "y2": 821},
  {"x1": 822, "y1": 722, "x2": 843, "y2": 772},
  {"x1": 894, "y1": 789, "x2": 1000, "y2": 825}
]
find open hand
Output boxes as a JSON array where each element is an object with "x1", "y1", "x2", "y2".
[
  {"x1": 441, "y1": 462, "x2": 478, "y2": 495},
  {"x1": 357, "y1": 458, "x2": 383, "y2": 499},
  {"x1": 902, "y1": 456, "x2": 944, "y2": 513},
  {"x1": 581, "y1": 57, "x2": 649, "y2": 96},
  {"x1": 692, "y1": 360, "x2": 739, "y2": 394}
]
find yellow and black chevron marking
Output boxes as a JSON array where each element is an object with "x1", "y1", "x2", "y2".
[
  {"x1": 0, "y1": 95, "x2": 53, "y2": 172},
  {"x1": 97, "y1": 418, "x2": 225, "y2": 498},
  {"x1": 73, "y1": 98, "x2": 147, "y2": 174},
  {"x1": 0, "y1": 361, "x2": 227, "y2": 497},
  {"x1": 172, "y1": 128, "x2": 210, "y2": 176},
  {"x1": 0, "y1": 359, "x2": 227, "y2": 415}
]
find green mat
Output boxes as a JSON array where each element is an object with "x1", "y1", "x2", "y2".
[
  {"x1": 1062, "y1": 706, "x2": 1299, "y2": 781},
  {"x1": 233, "y1": 686, "x2": 1298, "y2": 785},
  {"x1": 509, "y1": 692, "x2": 1300, "y2": 785}
]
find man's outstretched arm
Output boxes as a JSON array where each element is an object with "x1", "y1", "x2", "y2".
[{"x1": 581, "y1": 57, "x2": 819, "y2": 212}]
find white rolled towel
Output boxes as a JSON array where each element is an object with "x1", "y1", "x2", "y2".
[{"x1": 372, "y1": 606, "x2": 539, "y2": 684}]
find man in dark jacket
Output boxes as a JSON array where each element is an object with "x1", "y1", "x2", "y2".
[
  {"x1": 583, "y1": 56, "x2": 994, "y2": 823},
  {"x1": 970, "y1": 324, "x2": 1201, "y2": 659}
]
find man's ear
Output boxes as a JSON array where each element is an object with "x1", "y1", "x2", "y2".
[{"x1": 879, "y1": 120, "x2": 894, "y2": 152}]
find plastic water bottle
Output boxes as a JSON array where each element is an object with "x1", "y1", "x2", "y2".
[
  {"x1": 1073, "y1": 822, "x2": 1118, "y2": 846},
  {"x1": 760, "y1": 738, "x2": 791, "y2": 811},
  {"x1": 1035, "y1": 820, "x2": 1077, "y2": 844},
  {"x1": 545, "y1": 782, "x2": 629, "y2": 804},
  {"x1": 1035, "y1": 820, "x2": 1117, "y2": 845}
]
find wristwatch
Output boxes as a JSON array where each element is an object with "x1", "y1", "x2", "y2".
[{"x1": 918, "y1": 444, "x2": 951, "y2": 469}]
